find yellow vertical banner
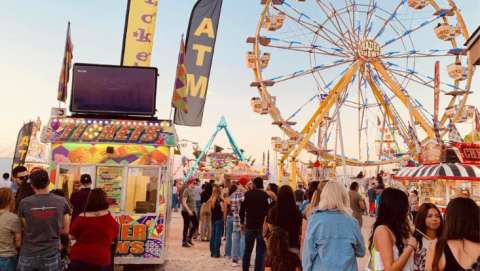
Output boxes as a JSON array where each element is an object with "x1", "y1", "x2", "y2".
[{"x1": 121, "y1": 0, "x2": 159, "y2": 66}]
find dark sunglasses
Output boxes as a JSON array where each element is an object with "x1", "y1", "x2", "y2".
[{"x1": 19, "y1": 176, "x2": 29, "y2": 181}]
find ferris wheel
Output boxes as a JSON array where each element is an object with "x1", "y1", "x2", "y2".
[{"x1": 247, "y1": 0, "x2": 474, "y2": 184}]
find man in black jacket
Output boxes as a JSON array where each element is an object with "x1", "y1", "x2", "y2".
[
  {"x1": 70, "y1": 174, "x2": 92, "y2": 222},
  {"x1": 240, "y1": 177, "x2": 269, "y2": 271}
]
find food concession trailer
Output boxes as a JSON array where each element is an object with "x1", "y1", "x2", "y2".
[{"x1": 46, "y1": 116, "x2": 176, "y2": 265}]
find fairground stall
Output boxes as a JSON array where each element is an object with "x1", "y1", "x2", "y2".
[
  {"x1": 224, "y1": 161, "x2": 267, "y2": 182},
  {"x1": 184, "y1": 116, "x2": 259, "y2": 183},
  {"x1": 196, "y1": 161, "x2": 267, "y2": 183},
  {"x1": 196, "y1": 152, "x2": 238, "y2": 182},
  {"x1": 46, "y1": 116, "x2": 176, "y2": 264},
  {"x1": 393, "y1": 143, "x2": 480, "y2": 208}
]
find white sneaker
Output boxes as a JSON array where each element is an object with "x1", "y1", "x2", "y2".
[{"x1": 231, "y1": 262, "x2": 239, "y2": 267}]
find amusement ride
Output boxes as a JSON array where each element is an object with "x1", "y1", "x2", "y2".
[{"x1": 247, "y1": 0, "x2": 475, "y2": 187}]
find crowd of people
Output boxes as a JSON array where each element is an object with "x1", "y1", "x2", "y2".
[
  {"x1": 0, "y1": 166, "x2": 118, "y2": 271},
  {"x1": 1, "y1": 165, "x2": 479, "y2": 271},
  {"x1": 175, "y1": 174, "x2": 480, "y2": 271}
]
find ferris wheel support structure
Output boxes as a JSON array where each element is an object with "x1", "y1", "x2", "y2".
[{"x1": 249, "y1": 0, "x2": 473, "y2": 186}]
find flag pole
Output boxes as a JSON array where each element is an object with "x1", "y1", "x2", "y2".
[
  {"x1": 62, "y1": 21, "x2": 70, "y2": 105},
  {"x1": 57, "y1": 21, "x2": 72, "y2": 103},
  {"x1": 120, "y1": 0, "x2": 132, "y2": 65}
]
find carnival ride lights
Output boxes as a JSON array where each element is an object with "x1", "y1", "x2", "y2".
[
  {"x1": 48, "y1": 118, "x2": 174, "y2": 144},
  {"x1": 247, "y1": 0, "x2": 474, "y2": 186}
]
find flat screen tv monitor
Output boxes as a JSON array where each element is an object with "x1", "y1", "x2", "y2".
[{"x1": 70, "y1": 63, "x2": 157, "y2": 116}]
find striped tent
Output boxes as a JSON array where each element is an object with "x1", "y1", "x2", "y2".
[{"x1": 394, "y1": 163, "x2": 480, "y2": 181}]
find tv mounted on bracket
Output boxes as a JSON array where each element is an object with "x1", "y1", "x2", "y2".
[{"x1": 70, "y1": 63, "x2": 158, "y2": 116}]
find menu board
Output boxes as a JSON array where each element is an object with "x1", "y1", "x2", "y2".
[{"x1": 96, "y1": 166, "x2": 123, "y2": 213}]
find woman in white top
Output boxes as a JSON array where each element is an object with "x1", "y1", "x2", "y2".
[
  {"x1": 413, "y1": 203, "x2": 443, "y2": 271},
  {"x1": 369, "y1": 188, "x2": 417, "y2": 271}
]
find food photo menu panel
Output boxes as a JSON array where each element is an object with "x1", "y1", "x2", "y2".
[{"x1": 96, "y1": 166, "x2": 124, "y2": 213}]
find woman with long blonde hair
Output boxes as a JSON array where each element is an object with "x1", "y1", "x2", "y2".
[
  {"x1": 302, "y1": 181, "x2": 365, "y2": 271},
  {"x1": 208, "y1": 185, "x2": 225, "y2": 257}
]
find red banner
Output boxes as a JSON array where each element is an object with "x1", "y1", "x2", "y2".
[
  {"x1": 171, "y1": 36, "x2": 188, "y2": 113},
  {"x1": 453, "y1": 143, "x2": 480, "y2": 165}
]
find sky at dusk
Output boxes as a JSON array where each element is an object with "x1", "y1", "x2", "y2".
[{"x1": 0, "y1": 0, "x2": 479, "y2": 174}]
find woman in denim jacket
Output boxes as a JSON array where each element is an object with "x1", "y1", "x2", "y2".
[{"x1": 302, "y1": 181, "x2": 365, "y2": 271}]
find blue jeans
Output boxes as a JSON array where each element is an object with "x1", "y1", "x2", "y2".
[
  {"x1": 172, "y1": 193, "x2": 178, "y2": 209},
  {"x1": 210, "y1": 219, "x2": 224, "y2": 257},
  {"x1": 232, "y1": 230, "x2": 245, "y2": 262},
  {"x1": 0, "y1": 255, "x2": 17, "y2": 271},
  {"x1": 18, "y1": 251, "x2": 60, "y2": 271},
  {"x1": 225, "y1": 215, "x2": 234, "y2": 256},
  {"x1": 243, "y1": 229, "x2": 266, "y2": 271},
  {"x1": 195, "y1": 200, "x2": 201, "y2": 216}
]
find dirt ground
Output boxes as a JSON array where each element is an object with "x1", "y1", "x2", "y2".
[{"x1": 151, "y1": 211, "x2": 373, "y2": 271}]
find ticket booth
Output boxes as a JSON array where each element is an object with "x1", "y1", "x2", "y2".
[{"x1": 46, "y1": 116, "x2": 176, "y2": 265}]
